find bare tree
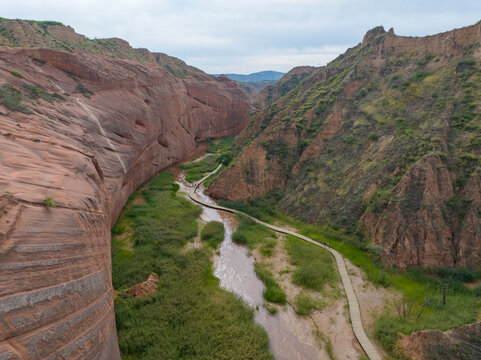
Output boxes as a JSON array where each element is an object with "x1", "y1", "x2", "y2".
[
  {"x1": 436, "y1": 275, "x2": 454, "y2": 306},
  {"x1": 393, "y1": 296, "x2": 429, "y2": 321}
]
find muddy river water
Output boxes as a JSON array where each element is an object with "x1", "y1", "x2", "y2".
[{"x1": 176, "y1": 176, "x2": 322, "y2": 360}]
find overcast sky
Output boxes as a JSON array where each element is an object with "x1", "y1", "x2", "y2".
[{"x1": 2, "y1": 1, "x2": 480, "y2": 74}]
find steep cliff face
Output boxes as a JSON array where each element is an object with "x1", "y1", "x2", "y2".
[
  {"x1": 209, "y1": 22, "x2": 481, "y2": 269},
  {"x1": 0, "y1": 28, "x2": 250, "y2": 360}
]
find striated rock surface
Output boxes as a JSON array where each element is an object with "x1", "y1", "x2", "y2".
[
  {"x1": 209, "y1": 21, "x2": 481, "y2": 269},
  {"x1": 398, "y1": 321, "x2": 481, "y2": 360},
  {"x1": 0, "y1": 27, "x2": 251, "y2": 359}
]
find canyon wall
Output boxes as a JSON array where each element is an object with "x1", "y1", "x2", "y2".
[
  {"x1": 209, "y1": 22, "x2": 481, "y2": 270},
  {"x1": 0, "y1": 46, "x2": 250, "y2": 359}
]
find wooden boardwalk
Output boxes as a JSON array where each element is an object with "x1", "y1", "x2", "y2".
[{"x1": 189, "y1": 165, "x2": 383, "y2": 360}]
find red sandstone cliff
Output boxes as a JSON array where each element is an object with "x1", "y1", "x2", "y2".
[{"x1": 0, "y1": 45, "x2": 250, "y2": 359}]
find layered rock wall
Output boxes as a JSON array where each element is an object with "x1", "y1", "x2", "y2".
[{"x1": 0, "y1": 47, "x2": 250, "y2": 359}]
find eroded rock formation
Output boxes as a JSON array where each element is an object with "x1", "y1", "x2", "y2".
[
  {"x1": 0, "y1": 44, "x2": 250, "y2": 358},
  {"x1": 398, "y1": 321, "x2": 481, "y2": 360},
  {"x1": 209, "y1": 21, "x2": 481, "y2": 270}
]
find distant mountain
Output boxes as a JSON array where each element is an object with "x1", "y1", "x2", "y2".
[{"x1": 213, "y1": 71, "x2": 285, "y2": 83}]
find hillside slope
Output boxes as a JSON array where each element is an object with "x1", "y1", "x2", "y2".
[
  {"x1": 253, "y1": 66, "x2": 317, "y2": 108},
  {"x1": 0, "y1": 20, "x2": 251, "y2": 359},
  {"x1": 209, "y1": 23, "x2": 481, "y2": 270}
]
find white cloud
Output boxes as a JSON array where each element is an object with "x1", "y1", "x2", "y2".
[{"x1": 1, "y1": 0, "x2": 480, "y2": 73}]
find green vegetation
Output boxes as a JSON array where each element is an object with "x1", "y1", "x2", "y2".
[
  {"x1": 232, "y1": 215, "x2": 277, "y2": 249},
  {"x1": 73, "y1": 82, "x2": 94, "y2": 98},
  {"x1": 264, "y1": 303, "x2": 278, "y2": 314},
  {"x1": 259, "y1": 238, "x2": 277, "y2": 258},
  {"x1": 25, "y1": 19, "x2": 65, "y2": 27},
  {"x1": 325, "y1": 338, "x2": 335, "y2": 360},
  {"x1": 180, "y1": 136, "x2": 235, "y2": 183},
  {"x1": 228, "y1": 211, "x2": 285, "y2": 304},
  {"x1": 206, "y1": 136, "x2": 235, "y2": 154},
  {"x1": 228, "y1": 33, "x2": 481, "y2": 246},
  {"x1": 0, "y1": 83, "x2": 32, "y2": 114},
  {"x1": 112, "y1": 171, "x2": 273, "y2": 359},
  {"x1": 218, "y1": 151, "x2": 233, "y2": 166},
  {"x1": 43, "y1": 196, "x2": 56, "y2": 207},
  {"x1": 285, "y1": 235, "x2": 337, "y2": 291},
  {"x1": 217, "y1": 199, "x2": 481, "y2": 355},
  {"x1": 200, "y1": 221, "x2": 224, "y2": 249},
  {"x1": 254, "y1": 262, "x2": 286, "y2": 304},
  {"x1": 294, "y1": 292, "x2": 324, "y2": 315},
  {"x1": 179, "y1": 155, "x2": 219, "y2": 183},
  {"x1": 218, "y1": 194, "x2": 280, "y2": 224},
  {"x1": 22, "y1": 83, "x2": 65, "y2": 102},
  {"x1": 0, "y1": 82, "x2": 65, "y2": 115},
  {"x1": 203, "y1": 164, "x2": 226, "y2": 188},
  {"x1": 10, "y1": 70, "x2": 23, "y2": 78}
]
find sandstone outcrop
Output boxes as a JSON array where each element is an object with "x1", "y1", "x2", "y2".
[{"x1": 0, "y1": 35, "x2": 250, "y2": 359}]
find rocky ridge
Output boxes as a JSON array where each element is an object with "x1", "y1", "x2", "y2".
[{"x1": 209, "y1": 22, "x2": 481, "y2": 270}]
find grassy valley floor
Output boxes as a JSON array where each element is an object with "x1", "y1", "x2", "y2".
[
  {"x1": 111, "y1": 171, "x2": 273, "y2": 360},
  {"x1": 217, "y1": 196, "x2": 481, "y2": 359}
]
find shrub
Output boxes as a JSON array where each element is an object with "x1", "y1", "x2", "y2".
[
  {"x1": 436, "y1": 267, "x2": 478, "y2": 283},
  {"x1": 201, "y1": 221, "x2": 224, "y2": 249},
  {"x1": 456, "y1": 57, "x2": 476, "y2": 73},
  {"x1": 232, "y1": 215, "x2": 276, "y2": 248},
  {"x1": 367, "y1": 189, "x2": 393, "y2": 213},
  {"x1": 413, "y1": 71, "x2": 432, "y2": 82},
  {"x1": 261, "y1": 138, "x2": 289, "y2": 160},
  {"x1": 375, "y1": 315, "x2": 400, "y2": 351},
  {"x1": 43, "y1": 196, "x2": 56, "y2": 207},
  {"x1": 73, "y1": 82, "x2": 94, "y2": 98},
  {"x1": 218, "y1": 151, "x2": 233, "y2": 166},
  {"x1": 286, "y1": 236, "x2": 336, "y2": 291},
  {"x1": 0, "y1": 83, "x2": 32, "y2": 114},
  {"x1": 22, "y1": 83, "x2": 65, "y2": 103},
  {"x1": 294, "y1": 292, "x2": 323, "y2": 315},
  {"x1": 255, "y1": 262, "x2": 286, "y2": 304},
  {"x1": 315, "y1": 104, "x2": 327, "y2": 115},
  {"x1": 10, "y1": 70, "x2": 23, "y2": 78}
]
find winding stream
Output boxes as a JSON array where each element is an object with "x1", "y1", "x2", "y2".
[{"x1": 176, "y1": 176, "x2": 322, "y2": 360}]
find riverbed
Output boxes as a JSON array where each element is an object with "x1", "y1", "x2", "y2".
[{"x1": 176, "y1": 175, "x2": 323, "y2": 360}]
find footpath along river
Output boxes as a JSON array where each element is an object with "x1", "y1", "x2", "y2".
[{"x1": 175, "y1": 174, "x2": 323, "y2": 360}]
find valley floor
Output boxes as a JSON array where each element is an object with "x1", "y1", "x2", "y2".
[{"x1": 112, "y1": 139, "x2": 481, "y2": 360}]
